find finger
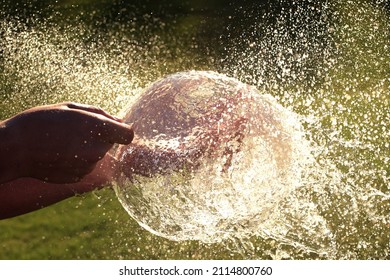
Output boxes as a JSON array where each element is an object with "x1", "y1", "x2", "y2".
[
  {"x1": 94, "y1": 118, "x2": 135, "y2": 145},
  {"x1": 65, "y1": 102, "x2": 122, "y2": 122},
  {"x1": 94, "y1": 153, "x2": 120, "y2": 181},
  {"x1": 31, "y1": 164, "x2": 97, "y2": 184},
  {"x1": 65, "y1": 102, "x2": 134, "y2": 145}
]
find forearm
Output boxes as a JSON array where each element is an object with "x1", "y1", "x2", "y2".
[
  {"x1": 0, "y1": 178, "x2": 79, "y2": 219},
  {"x1": 0, "y1": 155, "x2": 113, "y2": 220}
]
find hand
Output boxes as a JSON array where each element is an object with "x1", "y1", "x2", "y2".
[
  {"x1": 0, "y1": 154, "x2": 117, "y2": 219},
  {"x1": 0, "y1": 102, "x2": 133, "y2": 184}
]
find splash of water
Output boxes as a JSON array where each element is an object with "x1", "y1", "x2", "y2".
[
  {"x1": 219, "y1": 0, "x2": 390, "y2": 259},
  {"x1": 112, "y1": 71, "x2": 321, "y2": 246},
  {"x1": 1, "y1": 0, "x2": 389, "y2": 259}
]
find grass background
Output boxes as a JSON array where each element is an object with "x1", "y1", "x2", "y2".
[{"x1": 0, "y1": 188, "x2": 247, "y2": 259}]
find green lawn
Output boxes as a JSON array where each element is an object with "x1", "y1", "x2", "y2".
[{"x1": 0, "y1": 188, "x2": 249, "y2": 259}]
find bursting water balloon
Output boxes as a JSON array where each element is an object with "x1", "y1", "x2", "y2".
[{"x1": 113, "y1": 71, "x2": 313, "y2": 243}]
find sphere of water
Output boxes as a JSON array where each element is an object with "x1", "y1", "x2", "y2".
[{"x1": 113, "y1": 71, "x2": 310, "y2": 243}]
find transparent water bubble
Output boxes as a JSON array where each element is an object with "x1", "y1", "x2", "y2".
[{"x1": 113, "y1": 70, "x2": 314, "y2": 243}]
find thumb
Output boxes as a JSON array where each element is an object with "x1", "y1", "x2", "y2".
[
  {"x1": 66, "y1": 103, "x2": 135, "y2": 145},
  {"x1": 98, "y1": 119, "x2": 134, "y2": 145}
]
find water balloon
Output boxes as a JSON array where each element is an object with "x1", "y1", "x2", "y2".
[{"x1": 112, "y1": 70, "x2": 312, "y2": 243}]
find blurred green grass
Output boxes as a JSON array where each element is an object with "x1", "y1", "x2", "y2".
[{"x1": 0, "y1": 188, "x2": 242, "y2": 259}]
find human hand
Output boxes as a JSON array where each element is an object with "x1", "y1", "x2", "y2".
[
  {"x1": 0, "y1": 153, "x2": 120, "y2": 219},
  {"x1": 0, "y1": 102, "x2": 133, "y2": 184}
]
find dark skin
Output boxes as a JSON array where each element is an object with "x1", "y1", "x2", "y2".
[{"x1": 0, "y1": 102, "x2": 134, "y2": 219}]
